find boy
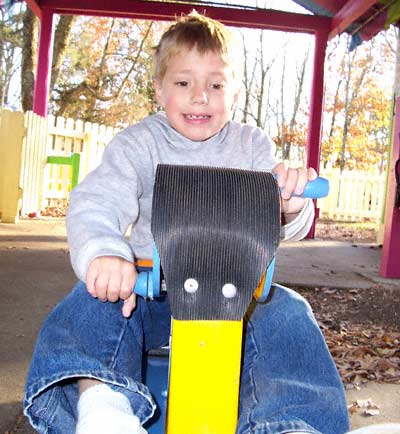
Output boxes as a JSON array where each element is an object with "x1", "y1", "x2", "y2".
[{"x1": 24, "y1": 12, "x2": 350, "y2": 434}]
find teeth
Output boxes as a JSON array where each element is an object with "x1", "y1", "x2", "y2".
[{"x1": 186, "y1": 114, "x2": 209, "y2": 120}]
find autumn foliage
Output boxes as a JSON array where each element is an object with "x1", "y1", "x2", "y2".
[{"x1": 0, "y1": 4, "x2": 397, "y2": 172}]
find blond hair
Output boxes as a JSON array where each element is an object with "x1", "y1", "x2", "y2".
[{"x1": 153, "y1": 11, "x2": 238, "y2": 82}]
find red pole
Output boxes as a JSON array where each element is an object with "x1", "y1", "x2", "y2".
[
  {"x1": 380, "y1": 94, "x2": 400, "y2": 278},
  {"x1": 33, "y1": 9, "x2": 54, "y2": 117},
  {"x1": 306, "y1": 29, "x2": 329, "y2": 238}
]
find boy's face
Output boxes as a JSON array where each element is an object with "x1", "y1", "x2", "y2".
[{"x1": 154, "y1": 48, "x2": 238, "y2": 142}]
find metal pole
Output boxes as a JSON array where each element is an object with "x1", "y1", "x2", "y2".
[{"x1": 306, "y1": 28, "x2": 329, "y2": 238}]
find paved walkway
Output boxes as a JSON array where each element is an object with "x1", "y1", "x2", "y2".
[
  {"x1": 275, "y1": 239, "x2": 400, "y2": 291},
  {"x1": 0, "y1": 219, "x2": 399, "y2": 432}
]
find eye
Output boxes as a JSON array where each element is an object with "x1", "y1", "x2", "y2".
[
  {"x1": 175, "y1": 81, "x2": 188, "y2": 87},
  {"x1": 211, "y1": 83, "x2": 223, "y2": 90}
]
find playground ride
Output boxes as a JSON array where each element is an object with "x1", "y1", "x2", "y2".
[{"x1": 134, "y1": 164, "x2": 328, "y2": 434}]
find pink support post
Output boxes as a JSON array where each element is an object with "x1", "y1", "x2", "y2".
[
  {"x1": 33, "y1": 9, "x2": 54, "y2": 117},
  {"x1": 306, "y1": 29, "x2": 329, "y2": 238},
  {"x1": 380, "y1": 95, "x2": 400, "y2": 278}
]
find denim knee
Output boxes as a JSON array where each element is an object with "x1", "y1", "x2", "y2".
[
  {"x1": 237, "y1": 284, "x2": 350, "y2": 434},
  {"x1": 24, "y1": 281, "x2": 171, "y2": 433}
]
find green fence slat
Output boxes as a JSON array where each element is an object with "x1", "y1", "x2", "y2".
[{"x1": 47, "y1": 153, "x2": 80, "y2": 190}]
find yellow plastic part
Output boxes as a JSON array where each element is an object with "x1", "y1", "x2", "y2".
[
  {"x1": 166, "y1": 319, "x2": 243, "y2": 434},
  {"x1": 254, "y1": 272, "x2": 266, "y2": 301}
]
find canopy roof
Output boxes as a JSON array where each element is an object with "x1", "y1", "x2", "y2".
[
  {"x1": 292, "y1": 0, "x2": 399, "y2": 48},
  {"x1": 25, "y1": 0, "x2": 398, "y2": 45}
]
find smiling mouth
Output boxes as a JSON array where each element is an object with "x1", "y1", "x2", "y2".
[{"x1": 184, "y1": 114, "x2": 211, "y2": 120}]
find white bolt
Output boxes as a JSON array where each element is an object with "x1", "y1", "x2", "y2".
[
  {"x1": 184, "y1": 278, "x2": 199, "y2": 293},
  {"x1": 222, "y1": 283, "x2": 237, "y2": 298}
]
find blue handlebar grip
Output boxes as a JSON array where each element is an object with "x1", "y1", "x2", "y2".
[
  {"x1": 133, "y1": 245, "x2": 161, "y2": 298},
  {"x1": 300, "y1": 176, "x2": 329, "y2": 199},
  {"x1": 134, "y1": 272, "x2": 152, "y2": 298},
  {"x1": 274, "y1": 174, "x2": 329, "y2": 199}
]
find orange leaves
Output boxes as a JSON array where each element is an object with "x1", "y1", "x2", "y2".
[
  {"x1": 296, "y1": 284, "x2": 400, "y2": 387},
  {"x1": 53, "y1": 17, "x2": 165, "y2": 126},
  {"x1": 321, "y1": 30, "x2": 395, "y2": 172}
]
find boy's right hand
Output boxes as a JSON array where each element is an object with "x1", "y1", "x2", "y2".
[{"x1": 86, "y1": 256, "x2": 138, "y2": 318}]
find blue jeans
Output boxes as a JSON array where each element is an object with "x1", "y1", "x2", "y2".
[{"x1": 24, "y1": 282, "x2": 349, "y2": 434}]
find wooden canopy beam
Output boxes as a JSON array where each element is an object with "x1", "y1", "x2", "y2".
[
  {"x1": 329, "y1": 0, "x2": 379, "y2": 39},
  {"x1": 39, "y1": 0, "x2": 331, "y2": 33}
]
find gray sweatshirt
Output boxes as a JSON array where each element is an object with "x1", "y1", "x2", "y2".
[{"x1": 67, "y1": 112, "x2": 314, "y2": 281}]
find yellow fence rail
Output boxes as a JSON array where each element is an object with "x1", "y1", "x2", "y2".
[{"x1": 0, "y1": 110, "x2": 387, "y2": 223}]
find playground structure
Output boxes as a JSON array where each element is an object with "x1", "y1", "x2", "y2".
[{"x1": 13, "y1": 0, "x2": 400, "y2": 279}]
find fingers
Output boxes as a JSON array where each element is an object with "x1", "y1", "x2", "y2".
[
  {"x1": 272, "y1": 162, "x2": 287, "y2": 189},
  {"x1": 85, "y1": 256, "x2": 138, "y2": 312},
  {"x1": 307, "y1": 167, "x2": 318, "y2": 181},
  {"x1": 273, "y1": 162, "x2": 300, "y2": 199},
  {"x1": 86, "y1": 260, "x2": 100, "y2": 298},
  {"x1": 122, "y1": 293, "x2": 137, "y2": 318},
  {"x1": 273, "y1": 163, "x2": 317, "y2": 199},
  {"x1": 106, "y1": 271, "x2": 123, "y2": 302},
  {"x1": 120, "y1": 266, "x2": 138, "y2": 301},
  {"x1": 293, "y1": 167, "x2": 309, "y2": 196}
]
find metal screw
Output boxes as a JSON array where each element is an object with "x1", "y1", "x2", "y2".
[
  {"x1": 222, "y1": 283, "x2": 237, "y2": 298},
  {"x1": 184, "y1": 278, "x2": 199, "y2": 293}
]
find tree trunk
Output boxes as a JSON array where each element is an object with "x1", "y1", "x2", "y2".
[
  {"x1": 50, "y1": 15, "x2": 74, "y2": 90},
  {"x1": 21, "y1": 8, "x2": 74, "y2": 112},
  {"x1": 21, "y1": 7, "x2": 36, "y2": 111}
]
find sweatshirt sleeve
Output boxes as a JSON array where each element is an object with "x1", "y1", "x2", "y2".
[
  {"x1": 66, "y1": 130, "x2": 145, "y2": 282},
  {"x1": 250, "y1": 126, "x2": 314, "y2": 242},
  {"x1": 280, "y1": 198, "x2": 315, "y2": 241},
  {"x1": 251, "y1": 127, "x2": 279, "y2": 171}
]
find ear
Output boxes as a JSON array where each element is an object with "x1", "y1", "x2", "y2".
[
  {"x1": 231, "y1": 90, "x2": 239, "y2": 110},
  {"x1": 153, "y1": 79, "x2": 165, "y2": 107}
]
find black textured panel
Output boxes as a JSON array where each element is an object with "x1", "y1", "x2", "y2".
[{"x1": 151, "y1": 165, "x2": 280, "y2": 321}]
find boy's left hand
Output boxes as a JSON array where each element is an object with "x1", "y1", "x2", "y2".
[{"x1": 273, "y1": 162, "x2": 317, "y2": 216}]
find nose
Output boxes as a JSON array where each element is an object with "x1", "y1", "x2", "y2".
[{"x1": 191, "y1": 85, "x2": 208, "y2": 105}]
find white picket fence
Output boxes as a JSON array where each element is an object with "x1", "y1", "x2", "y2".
[
  {"x1": 43, "y1": 115, "x2": 120, "y2": 205},
  {"x1": 41, "y1": 116, "x2": 386, "y2": 222},
  {"x1": 9, "y1": 111, "x2": 386, "y2": 222},
  {"x1": 318, "y1": 169, "x2": 386, "y2": 221}
]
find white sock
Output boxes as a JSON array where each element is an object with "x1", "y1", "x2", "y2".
[{"x1": 76, "y1": 383, "x2": 147, "y2": 434}]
